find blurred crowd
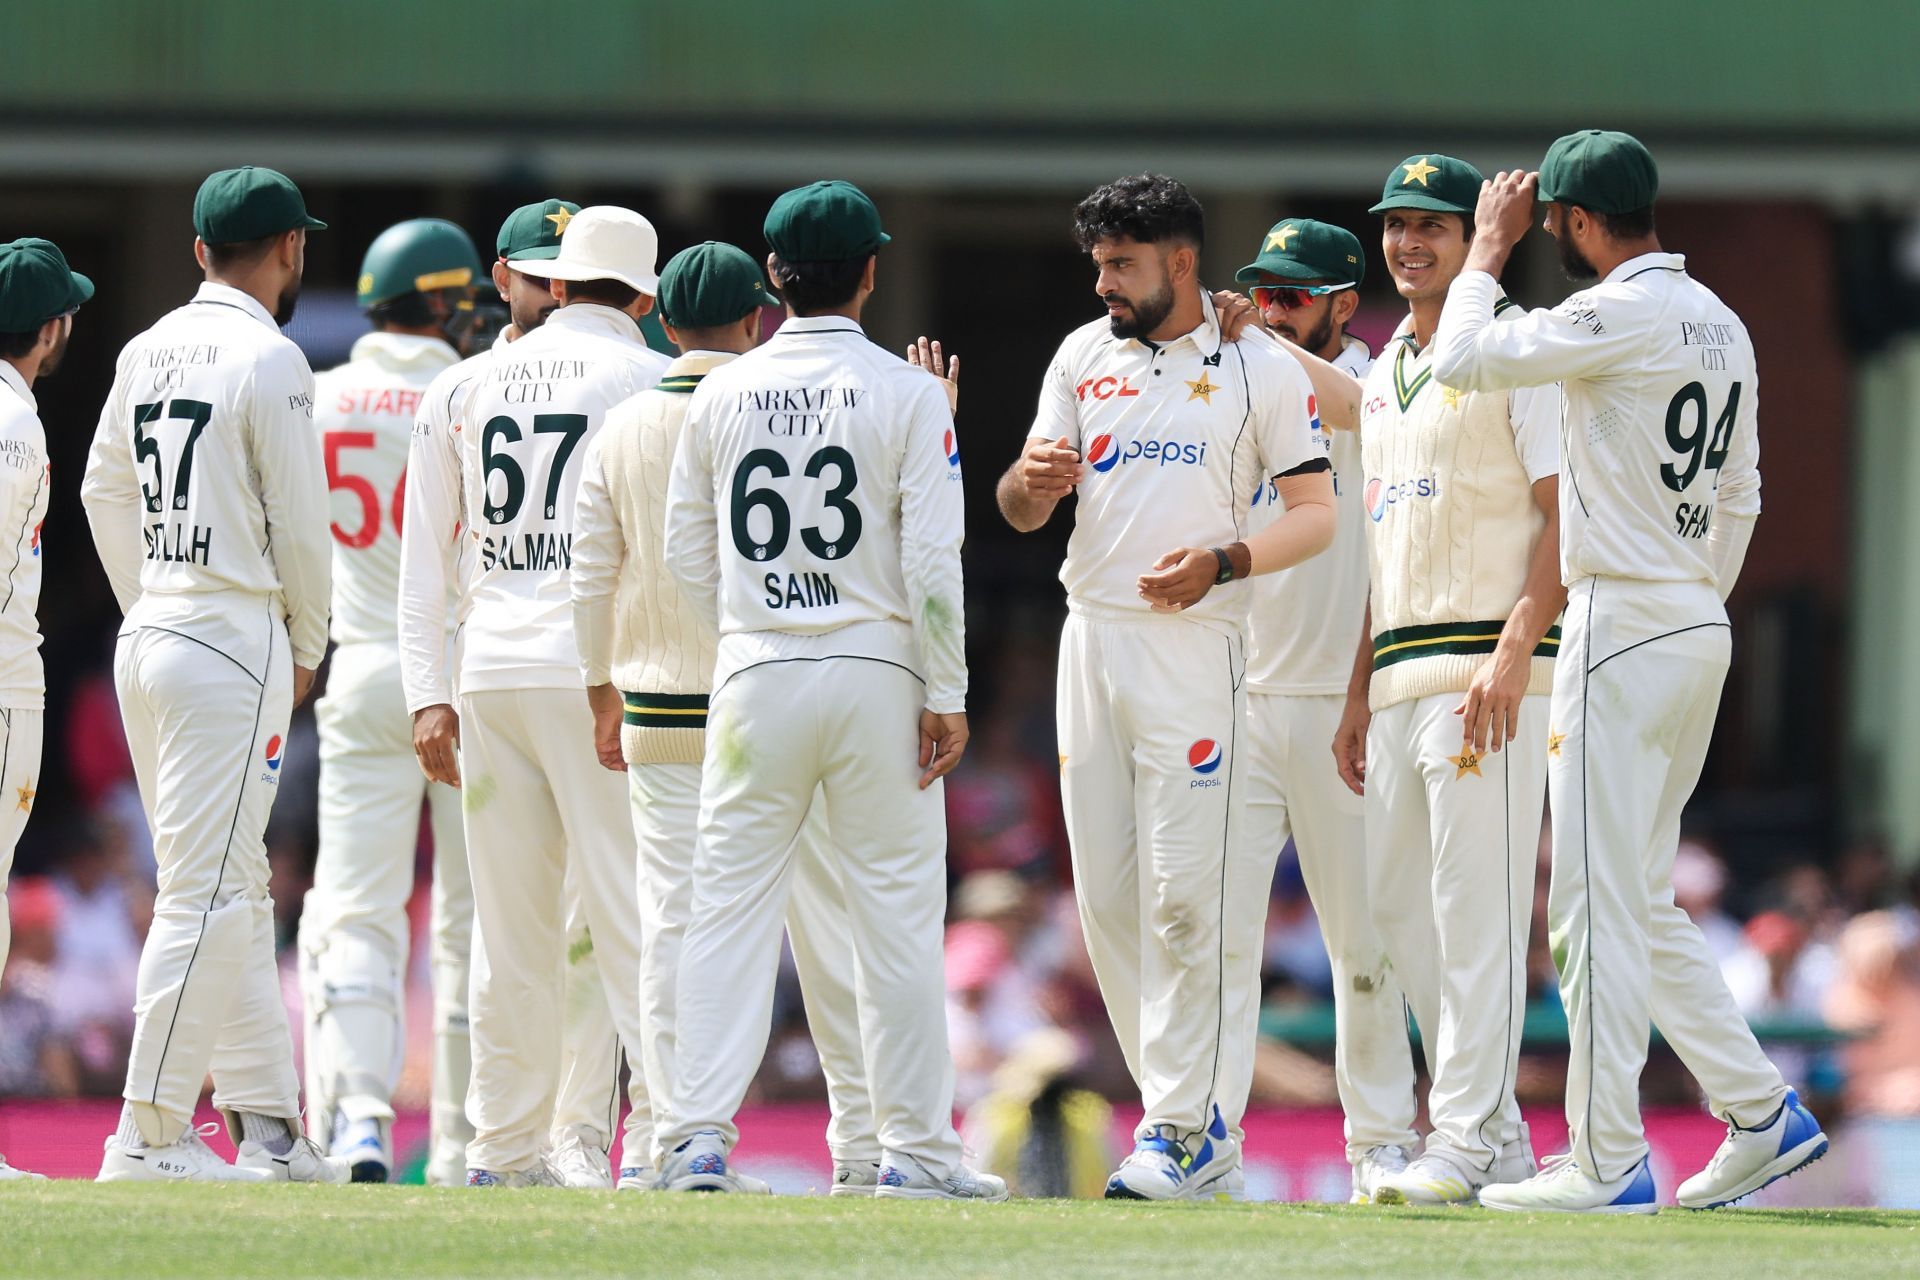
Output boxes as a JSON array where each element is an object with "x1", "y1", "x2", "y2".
[{"x1": 9, "y1": 634, "x2": 1920, "y2": 1194}]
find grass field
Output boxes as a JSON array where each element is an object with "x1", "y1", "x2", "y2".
[{"x1": 0, "y1": 1186, "x2": 1916, "y2": 1279}]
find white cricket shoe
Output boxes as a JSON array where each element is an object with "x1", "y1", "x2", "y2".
[
  {"x1": 873, "y1": 1154, "x2": 1009, "y2": 1201},
  {"x1": 548, "y1": 1132, "x2": 612, "y2": 1189},
  {"x1": 616, "y1": 1164, "x2": 657, "y2": 1192},
  {"x1": 0, "y1": 1154, "x2": 45, "y2": 1181},
  {"x1": 1350, "y1": 1145, "x2": 1412, "y2": 1204},
  {"x1": 1373, "y1": 1151, "x2": 1484, "y2": 1205},
  {"x1": 1495, "y1": 1123, "x2": 1538, "y2": 1185},
  {"x1": 1104, "y1": 1107, "x2": 1235, "y2": 1201},
  {"x1": 1478, "y1": 1152, "x2": 1658, "y2": 1215},
  {"x1": 466, "y1": 1160, "x2": 565, "y2": 1188},
  {"x1": 96, "y1": 1124, "x2": 270, "y2": 1183},
  {"x1": 330, "y1": 1114, "x2": 390, "y2": 1184},
  {"x1": 655, "y1": 1131, "x2": 747, "y2": 1193},
  {"x1": 1676, "y1": 1089, "x2": 1829, "y2": 1210},
  {"x1": 237, "y1": 1134, "x2": 352, "y2": 1183},
  {"x1": 830, "y1": 1159, "x2": 881, "y2": 1197}
]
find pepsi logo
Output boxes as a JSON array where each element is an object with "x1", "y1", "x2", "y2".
[
  {"x1": 1306, "y1": 393, "x2": 1320, "y2": 434},
  {"x1": 1188, "y1": 739, "x2": 1222, "y2": 774},
  {"x1": 1366, "y1": 478, "x2": 1386, "y2": 522},
  {"x1": 264, "y1": 735, "x2": 284, "y2": 771},
  {"x1": 943, "y1": 429, "x2": 961, "y2": 468},
  {"x1": 1087, "y1": 434, "x2": 1120, "y2": 473}
]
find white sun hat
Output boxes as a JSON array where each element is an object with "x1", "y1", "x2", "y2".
[{"x1": 511, "y1": 204, "x2": 660, "y2": 295}]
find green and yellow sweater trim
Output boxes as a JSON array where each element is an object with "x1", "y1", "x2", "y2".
[
  {"x1": 1372, "y1": 619, "x2": 1560, "y2": 672},
  {"x1": 622, "y1": 690, "x2": 709, "y2": 729}
]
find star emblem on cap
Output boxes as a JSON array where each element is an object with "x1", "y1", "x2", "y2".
[
  {"x1": 545, "y1": 208, "x2": 574, "y2": 235},
  {"x1": 1450, "y1": 749, "x2": 1482, "y2": 780},
  {"x1": 15, "y1": 780, "x2": 34, "y2": 812},
  {"x1": 1402, "y1": 157, "x2": 1441, "y2": 187},
  {"x1": 1265, "y1": 224, "x2": 1299, "y2": 252},
  {"x1": 1186, "y1": 373, "x2": 1220, "y2": 404}
]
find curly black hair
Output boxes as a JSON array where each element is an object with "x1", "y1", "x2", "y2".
[{"x1": 1072, "y1": 174, "x2": 1205, "y2": 252}]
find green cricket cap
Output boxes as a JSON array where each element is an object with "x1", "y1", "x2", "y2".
[
  {"x1": 1369, "y1": 154, "x2": 1484, "y2": 216},
  {"x1": 0, "y1": 237, "x2": 94, "y2": 333},
  {"x1": 1539, "y1": 129, "x2": 1659, "y2": 214},
  {"x1": 1234, "y1": 219, "x2": 1365, "y2": 287},
  {"x1": 192, "y1": 166, "x2": 326, "y2": 245},
  {"x1": 764, "y1": 180, "x2": 891, "y2": 263},
  {"x1": 657, "y1": 241, "x2": 779, "y2": 330},
  {"x1": 496, "y1": 199, "x2": 580, "y2": 262}
]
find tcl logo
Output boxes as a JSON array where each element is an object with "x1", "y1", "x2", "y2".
[{"x1": 1076, "y1": 375, "x2": 1142, "y2": 402}]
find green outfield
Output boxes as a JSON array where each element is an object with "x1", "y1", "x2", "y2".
[{"x1": 0, "y1": 1186, "x2": 1915, "y2": 1279}]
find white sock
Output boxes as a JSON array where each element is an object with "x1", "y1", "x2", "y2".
[
  {"x1": 238, "y1": 1111, "x2": 297, "y2": 1155},
  {"x1": 116, "y1": 1103, "x2": 150, "y2": 1150}
]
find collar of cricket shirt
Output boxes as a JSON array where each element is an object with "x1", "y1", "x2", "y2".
[
  {"x1": 1604, "y1": 251, "x2": 1687, "y2": 284},
  {"x1": 0, "y1": 357, "x2": 33, "y2": 412},
  {"x1": 1133, "y1": 285, "x2": 1223, "y2": 361},
  {"x1": 190, "y1": 280, "x2": 279, "y2": 330},
  {"x1": 349, "y1": 330, "x2": 460, "y2": 371},
  {"x1": 773, "y1": 315, "x2": 867, "y2": 339},
  {"x1": 542, "y1": 301, "x2": 645, "y2": 343}
]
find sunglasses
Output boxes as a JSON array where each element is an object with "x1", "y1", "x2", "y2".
[
  {"x1": 500, "y1": 258, "x2": 553, "y2": 292},
  {"x1": 1250, "y1": 281, "x2": 1355, "y2": 312}
]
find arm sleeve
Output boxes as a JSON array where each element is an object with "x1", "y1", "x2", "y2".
[
  {"x1": 1432, "y1": 270, "x2": 1638, "y2": 390},
  {"x1": 397, "y1": 372, "x2": 469, "y2": 712},
  {"x1": 569, "y1": 429, "x2": 623, "y2": 687},
  {"x1": 249, "y1": 344, "x2": 332, "y2": 669},
  {"x1": 1508, "y1": 383, "x2": 1564, "y2": 483},
  {"x1": 1026, "y1": 339, "x2": 1080, "y2": 446},
  {"x1": 897, "y1": 377, "x2": 968, "y2": 714},
  {"x1": 79, "y1": 365, "x2": 144, "y2": 615},
  {"x1": 663, "y1": 387, "x2": 722, "y2": 631},
  {"x1": 1253, "y1": 348, "x2": 1320, "y2": 481}
]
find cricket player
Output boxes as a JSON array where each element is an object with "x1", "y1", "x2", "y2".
[
  {"x1": 997, "y1": 174, "x2": 1334, "y2": 1200},
  {"x1": 1432, "y1": 130, "x2": 1826, "y2": 1214},
  {"x1": 573, "y1": 240, "x2": 887, "y2": 1192},
  {"x1": 656, "y1": 181, "x2": 1001, "y2": 1201},
  {"x1": 398, "y1": 204, "x2": 666, "y2": 1187},
  {"x1": 296, "y1": 217, "x2": 489, "y2": 1182},
  {"x1": 1224, "y1": 219, "x2": 1420, "y2": 1202},
  {"x1": 1320, "y1": 155, "x2": 1560, "y2": 1206},
  {"x1": 400, "y1": 199, "x2": 645, "y2": 1189},
  {"x1": 84, "y1": 167, "x2": 345, "y2": 1182},
  {"x1": 0, "y1": 238, "x2": 89, "y2": 1183}
]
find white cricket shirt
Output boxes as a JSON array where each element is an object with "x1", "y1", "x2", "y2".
[
  {"x1": 1244, "y1": 333, "x2": 1373, "y2": 695},
  {"x1": 1028, "y1": 290, "x2": 1320, "y2": 633},
  {"x1": 664, "y1": 316, "x2": 968, "y2": 714},
  {"x1": 1432, "y1": 253, "x2": 1761, "y2": 587},
  {"x1": 313, "y1": 331, "x2": 460, "y2": 647},
  {"x1": 435, "y1": 303, "x2": 668, "y2": 698},
  {"x1": 0, "y1": 362, "x2": 49, "y2": 709},
  {"x1": 82, "y1": 282, "x2": 332, "y2": 671}
]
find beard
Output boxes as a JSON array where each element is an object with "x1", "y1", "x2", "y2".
[
  {"x1": 1557, "y1": 235, "x2": 1598, "y2": 281},
  {"x1": 37, "y1": 326, "x2": 70, "y2": 377},
  {"x1": 1280, "y1": 305, "x2": 1337, "y2": 357},
  {"x1": 511, "y1": 298, "x2": 557, "y2": 335},
  {"x1": 272, "y1": 281, "x2": 301, "y2": 327},
  {"x1": 1105, "y1": 276, "x2": 1175, "y2": 340}
]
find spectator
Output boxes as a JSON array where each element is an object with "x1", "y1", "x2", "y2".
[
  {"x1": 1723, "y1": 910, "x2": 1837, "y2": 1021},
  {"x1": 945, "y1": 919, "x2": 1044, "y2": 1110},
  {"x1": 48, "y1": 820, "x2": 142, "y2": 1091},
  {"x1": 1262, "y1": 849, "x2": 1332, "y2": 1002},
  {"x1": 0, "y1": 879, "x2": 80, "y2": 1096},
  {"x1": 1823, "y1": 910, "x2": 1920, "y2": 1117},
  {"x1": 1673, "y1": 838, "x2": 1743, "y2": 964},
  {"x1": 962, "y1": 1027, "x2": 1115, "y2": 1199}
]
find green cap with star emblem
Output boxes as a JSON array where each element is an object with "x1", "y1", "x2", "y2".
[
  {"x1": 1539, "y1": 129, "x2": 1659, "y2": 214},
  {"x1": 657, "y1": 241, "x2": 780, "y2": 330},
  {"x1": 1369, "y1": 154, "x2": 1484, "y2": 216},
  {"x1": 1234, "y1": 219, "x2": 1365, "y2": 287},
  {"x1": 765, "y1": 180, "x2": 891, "y2": 262},
  {"x1": 0, "y1": 237, "x2": 93, "y2": 332},
  {"x1": 496, "y1": 199, "x2": 580, "y2": 262},
  {"x1": 192, "y1": 166, "x2": 327, "y2": 245}
]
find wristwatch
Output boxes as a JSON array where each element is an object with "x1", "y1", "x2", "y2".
[{"x1": 1211, "y1": 547, "x2": 1235, "y2": 585}]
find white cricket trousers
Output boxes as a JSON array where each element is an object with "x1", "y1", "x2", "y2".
[
  {"x1": 1057, "y1": 611, "x2": 1245, "y2": 1142},
  {"x1": 660, "y1": 657, "x2": 961, "y2": 1177},
  {"x1": 0, "y1": 707, "x2": 43, "y2": 1000},
  {"x1": 298, "y1": 640, "x2": 471, "y2": 1183},
  {"x1": 116, "y1": 612, "x2": 299, "y2": 1144},
  {"x1": 1242, "y1": 691, "x2": 1416, "y2": 1163},
  {"x1": 457, "y1": 687, "x2": 647, "y2": 1174},
  {"x1": 1366, "y1": 689, "x2": 1545, "y2": 1173},
  {"x1": 1551, "y1": 576, "x2": 1786, "y2": 1181},
  {"x1": 551, "y1": 863, "x2": 644, "y2": 1159},
  {"x1": 630, "y1": 764, "x2": 874, "y2": 1167}
]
